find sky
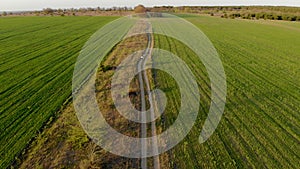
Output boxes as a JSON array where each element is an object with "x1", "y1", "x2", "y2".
[{"x1": 1, "y1": 0, "x2": 300, "y2": 11}]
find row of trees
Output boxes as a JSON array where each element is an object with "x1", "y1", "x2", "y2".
[
  {"x1": 0, "y1": 11, "x2": 13, "y2": 16},
  {"x1": 42, "y1": 6, "x2": 133, "y2": 15},
  {"x1": 0, "y1": 6, "x2": 134, "y2": 17},
  {"x1": 223, "y1": 12, "x2": 300, "y2": 21},
  {"x1": 171, "y1": 6, "x2": 300, "y2": 22},
  {"x1": 1, "y1": 5, "x2": 152, "y2": 17},
  {"x1": 43, "y1": 5, "x2": 150, "y2": 16},
  {"x1": 43, "y1": 6, "x2": 133, "y2": 13}
]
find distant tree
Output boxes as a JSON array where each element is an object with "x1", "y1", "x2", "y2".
[
  {"x1": 34, "y1": 11, "x2": 40, "y2": 16},
  {"x1": 96, "y1": 7, "x2": 101, "y2": 12},
  {"x1": 79, "y1": 8, "x2": 87, "y2": 13},
  {"x1": 3, "y1": 11, "x2": 7, "y2": 16},
  {"x1": 43, "y1": 8, "x2": 54, "y2": 15},
  {"x1": 134, "y1": 4, "x2": 147, "y2": 13},
  {"x1": 87, "y1": 7, "x2": 94, "y2": 11},
  {"x1": 112, "y1": 6, "x2": 118, "y2": 11}
]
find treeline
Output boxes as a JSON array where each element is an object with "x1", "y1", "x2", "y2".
[
  {"x1": 149, "y1": 6, "x2": 300, "y2": 22},
  {"x1": 180, "y1": 6, "x2": 300, "y2": 21},
  {"x1": 42, "y1": 6, "x2": 133, "y2": 16},
  {"x1": 1, "y1": 5, "x2": 300, "y2": 21},
  {"x1": 0, "y1": 11, "x2": 12, "y2": 16},
  {"x1": 224, "y1": 12, "x2": 300, "y2": 21},
  {"x1": 0, "y1": 6, "x2": 134, "y2": 17}
]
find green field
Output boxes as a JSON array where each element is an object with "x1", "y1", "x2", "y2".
[
  {"x1": 154, "y1": 15, "x2": 300, "y2": 168},
  {"x1": 1, "y1": 14, "x2": 300, "y2": 168},
  {"x1": 0, "y1": 16, "x2": 117, "y2": 168}
]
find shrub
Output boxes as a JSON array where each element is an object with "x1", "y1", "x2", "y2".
[
  {"x1": 283, "y1": 15, "x2": 290, "y2": 21},
  {"x1": 100, "y1": 65, "x2": 116, "y2": 72},
  {"x1": 256, "y1": 14, "x2": 260, "y2": 20},
  {"x1": 246, "y1": 13, "x2": 251, "y2": 19},
  {"x1": 224, "y1": 13, "x2": 228, "y2": 18},
  {"x1": 277, "y1": 15, "x2": 283, "y2": 20},
  {"x1": 290, "y1": 16, "x2": 297, "y2": 21},
  {"x1": 259, "y1": 13, "x2": 266, "y2": 19},
  {"x1": 233, "y1": 13, "x2": 241, "y2": 17}
]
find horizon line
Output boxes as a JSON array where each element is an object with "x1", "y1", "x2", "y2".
[{"x1": 1, "y1": 4, "x2": 300, "y2": 12}]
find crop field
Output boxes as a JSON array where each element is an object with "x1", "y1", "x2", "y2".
[
  {"x1": 153, "y1": 15, "x2": 300, "y2": 168},
  {"x1": 1, "y1": 14, "x2": 300, "y2": 169},
  {"x1": 0, "y1": 16, "x2": 118, "y2": 168},
  {"x1": 19, "y1": 32, "x2": 150, "y2": 168}
]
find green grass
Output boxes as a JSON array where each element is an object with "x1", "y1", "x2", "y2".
[
  {"x1": 154, "y1": 16, "x2": 300, "y2": 168},
  {"x1": 0, "y1": 16, "x2": 118, "y2": 168}
]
